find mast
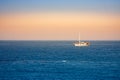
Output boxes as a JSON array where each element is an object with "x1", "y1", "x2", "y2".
[{"x1": 79, "y1": 32, "x2": 80, "y2": 43}]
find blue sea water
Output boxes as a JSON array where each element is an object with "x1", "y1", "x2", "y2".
[{"x1": 0, "y1": 41, "x2": 120, "y2": 80}]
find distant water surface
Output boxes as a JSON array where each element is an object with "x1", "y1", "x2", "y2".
[{"x1": 0, "y1": 41, "x2": 120, "y2": 80}]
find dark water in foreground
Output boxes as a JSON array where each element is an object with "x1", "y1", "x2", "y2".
[{"x1": 0, "y1": 41, "x2": 120, "y2": 80}]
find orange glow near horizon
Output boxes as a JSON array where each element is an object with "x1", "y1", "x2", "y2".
[{"x1": 0, "y1": 12, "x2": 120, "y2": 40}]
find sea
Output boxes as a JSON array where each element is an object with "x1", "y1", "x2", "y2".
[{"x1": 0, "y1": 41, "x2": 120, "y2": 80}]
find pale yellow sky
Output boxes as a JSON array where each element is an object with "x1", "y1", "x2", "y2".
[{"x1": 0, "y1": 11, "x2": 120, "y2": 40}]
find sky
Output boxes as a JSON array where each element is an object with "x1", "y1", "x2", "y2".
[{"x1": 0, "y1": 0, "x2": 120, "y2": 40}]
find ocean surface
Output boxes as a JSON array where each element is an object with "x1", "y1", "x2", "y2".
[{"x1": 0, "y1": 41, "x2": 120, "y2": 80}]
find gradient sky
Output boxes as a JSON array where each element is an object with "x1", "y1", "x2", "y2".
[{"x1": 0, "y1": 0, "x2": 120, "y2": 40}]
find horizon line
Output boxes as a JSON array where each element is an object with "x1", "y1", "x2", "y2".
[{"x1": 0, "y1": 39, "x2": 120, "y2": 41}]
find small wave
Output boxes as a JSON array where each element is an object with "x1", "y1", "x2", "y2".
[{"x1": 62, "y1": 60, "x2": 67, "y2": 63}]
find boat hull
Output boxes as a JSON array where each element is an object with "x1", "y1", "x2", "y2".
[{"x1": 74, "y1": 42, "x2": 90, "y2": 47}]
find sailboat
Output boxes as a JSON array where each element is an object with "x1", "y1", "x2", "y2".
[{"x1": 74, "y1": 33, "x2": 90, "y2": 47}]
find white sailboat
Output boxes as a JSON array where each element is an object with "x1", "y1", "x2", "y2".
[{"x1": 74, "y1": 33, "x2": 90, "y2": 47}]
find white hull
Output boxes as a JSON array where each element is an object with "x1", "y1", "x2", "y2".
[
  {"x1": 74, "y1": 42, "x2": 90, "y2": 47},
  {"x1": 74, "y1": 44, "x2": 88, "y2": 46}
]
